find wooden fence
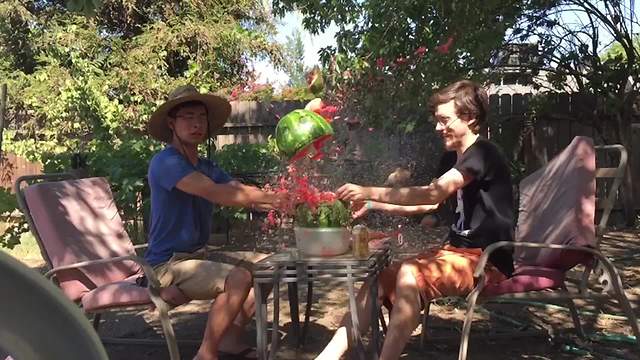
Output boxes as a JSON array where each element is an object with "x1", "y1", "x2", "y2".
[
  {"x1": 0, "y1": 153, "x2": 42, "y2": 191},
  {"x1": 488, "y1": 92, "x2": 640, "y2": 211},
  {"x1": 487, "y1": 93, "x2": 614, "y2": 162},
  {"x1": 216, "y1": 100, "x2": 306, "y2": 147}
]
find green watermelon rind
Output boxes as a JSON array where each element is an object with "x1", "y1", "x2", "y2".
[{"x1": 275, "y1": 109, "x2": 334, "y2": 158}]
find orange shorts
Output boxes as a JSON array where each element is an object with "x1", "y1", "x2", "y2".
[{"x1": 379, "y1": 245, "x2": 506, "y2": 307}]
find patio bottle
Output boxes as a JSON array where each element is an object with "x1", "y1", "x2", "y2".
[{"x1": 352, "y1": 225, "x2": 369, "y2": 258}]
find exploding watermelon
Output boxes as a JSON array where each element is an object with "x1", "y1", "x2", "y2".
[
  {"x1": 275, "y1": 109, "x2": 334, "y2": 161},
  {"x1": 305, "y1": 98, "x2": 339, "y2": 122}
]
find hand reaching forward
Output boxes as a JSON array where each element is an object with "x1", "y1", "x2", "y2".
[
  {"x1": 271, "y1": 191, "x2": 294, "y2": 213},
  {"x1": 350, "y1": 201, "x2": 371, "y2": 219},
  {"x1": 252, "y1": 191, "x2": 291, "y2": 213},
  {"x1": 336, "y1": 183, "x2": 369, "y2": 201}
]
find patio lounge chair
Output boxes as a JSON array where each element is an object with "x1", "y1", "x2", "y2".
[
  {"x1": 15, "y1": 174, "x2": 182, "y2": 360},
  {"x1": 453, "y1": 136, "x2": 640, "y2": 359}
]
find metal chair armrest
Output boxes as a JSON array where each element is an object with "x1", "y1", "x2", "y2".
[
  {"x1": 132, "y1": 244, "x2": 149, "y2": 256},
  {"x1": 44, "y1": 254, "x2": 161, "y2": 289}
]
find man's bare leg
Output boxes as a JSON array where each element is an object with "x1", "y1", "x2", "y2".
[
  {"x1": 195, "y1": 267, "x2": 252, "y2": 360},
  {"x1": 217, "y1": 287, "x2": 260, "y2": 354},
  {"x1": 217, "y1": 253, "x2": 270, "y2": 355},
  {"x1": 379, "y1": 263, "x2": 422, "y2": 360},
  {"x1": 315, "y1": 279, "x2": 380, "y2": 360},
  {"x1": 221, "y1": 251, "x2": 270, "y2": 330}
]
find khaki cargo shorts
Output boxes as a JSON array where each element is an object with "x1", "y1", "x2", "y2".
[{"x1": 153, "y1": 248, "x2": 268, "y2": 300}]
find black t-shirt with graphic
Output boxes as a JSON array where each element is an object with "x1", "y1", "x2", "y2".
[{"x1": 448, "y1": 138, "x2": 515, "y2": 276}]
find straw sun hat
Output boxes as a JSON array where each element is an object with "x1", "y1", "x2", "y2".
[{"x1": 148, "y1": 85, "x2": 231, "y2": 142}]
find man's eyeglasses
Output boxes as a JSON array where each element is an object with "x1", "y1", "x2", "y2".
[{"x1": 433, "y1": 117, "x2": 460, "y2": 129}]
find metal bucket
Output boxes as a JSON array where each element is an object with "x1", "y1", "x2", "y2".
[{"x1": 293, "y1": 227, "x2": 351, "y2": 257}]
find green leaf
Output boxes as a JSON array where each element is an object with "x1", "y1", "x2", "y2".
[{"x1": 294, "y1": 200, "x2": 351, "y2": 228}]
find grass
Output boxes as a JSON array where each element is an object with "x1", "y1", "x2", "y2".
[{"x1": 0, "y1": 231, "x2": 44, "y2": 263}]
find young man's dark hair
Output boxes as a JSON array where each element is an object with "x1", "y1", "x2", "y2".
[{"x1": 428, "y1": 80, "x2": 489, "y2": 133}]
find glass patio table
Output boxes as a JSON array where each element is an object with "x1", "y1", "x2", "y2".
[{"x1": 252, "y1": 246, "x2": 392, "y2": 360}]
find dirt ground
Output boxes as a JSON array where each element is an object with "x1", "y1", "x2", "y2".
[{"x1": 10, "y1": 226, "x2": 640, "y2": 360}]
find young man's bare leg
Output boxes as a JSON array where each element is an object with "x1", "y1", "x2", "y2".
[
  {"x1": 315, "y1": 278, "x2": 382, "y2": 360},
  {"x1": 195, "y1": 267, "x2": 252, "y2": 360},
  {"x1": 218, "y1": 254, "x2": 271, "y2": 355},
  {"x1": 379, "y1": 263, "x2": 422, "y2": 360},
  {"x1": 217, "y1": 287, "x2": 261, "y2": 354},
  {"x1": 230, "y1": 252, "x2": 270, "y2": 327}
]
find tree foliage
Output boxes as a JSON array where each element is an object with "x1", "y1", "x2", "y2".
[
  {"x1": 283, "y1": 28, "x2": 307, "y2": 87},
  {"x1": 508, "y1": 0, "x2": 639, "y2": 224},
  {"x1": 64, "y1": 0, "x2": 103, "y2": 14},
  {"x1": 273, "y1": 0, "x2": 530, "y2": 130},
  {"x1": 276, "y1": 0, "x2": 639, "y2": 224},
  {"x1": 0, "y1": 0, "x2": 282, "y2": 247},
  {"x1": 510, "y1": 1, "x2": 639, "y2": 98}
]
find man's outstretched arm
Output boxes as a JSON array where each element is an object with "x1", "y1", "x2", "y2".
[
  {"x1": 338, "y1": 168, "x2": 471, "y2": 206},
  {"x1": 175, "y1": 172, "x2": 281, "y2": 209}
]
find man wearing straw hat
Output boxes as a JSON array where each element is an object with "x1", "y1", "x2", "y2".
[{"x1": 146, "y1": 85, "x2": 286, "y2": 360}]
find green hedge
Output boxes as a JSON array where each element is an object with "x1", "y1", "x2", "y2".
[
  {"x1": 215, "y1": 142, "x2": 282, "y2": 174},
  {"x1": 0, "y1": 188, "x2": 17, "y2": 215}
]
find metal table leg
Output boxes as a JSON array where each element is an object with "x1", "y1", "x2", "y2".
[
  {"x1": 269, "y1": 268, "x2": 282, "y2": 360},
  {"x1": 287, "y1": 267, "x2": 314, "y2": 348},
  {"x1": 370, "y1": 274, "x2": 380, "y2": 359},
  {"x1": 346, "y1": 265, "x2": 366, "y2": 360},
  {"x1": 287, "y1": 281, "x2": 300, "y2": 345},
  {"x1": 254, "y1": 280, "x2": 268, "y2": 360},
  {"x1": 300, "y1": 280, "x2": 313, "y2": 347}
]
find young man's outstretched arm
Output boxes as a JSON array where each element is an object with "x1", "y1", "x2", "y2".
[
  {"x1": 176, "y1": 172, "x2": 282, "y2": 209},
  {"x1": 337, "y1": 167, "x2": 472, "y2": 206}
]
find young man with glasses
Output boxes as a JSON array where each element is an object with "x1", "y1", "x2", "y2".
[{"x1": 317, "y1": 80, "x2": 515, "y2": 360}]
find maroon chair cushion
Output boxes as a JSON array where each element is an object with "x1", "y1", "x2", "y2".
[
  {"x1": 24, "y1": 177, "x2": 141, "y2": 302},
  {"x1": 482, "y1": 250, "x2": 592, "y2": 296},
  {"x1": 482, "y1": 272, "x2": 564, "y2": 296},
  {"x1": 81, "y1": 279, "x2": 151, "y2": 312}
]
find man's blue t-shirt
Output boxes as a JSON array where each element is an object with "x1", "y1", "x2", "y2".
[{"x1": 145, "y1": 146, "x2": 233, "y2": 266}]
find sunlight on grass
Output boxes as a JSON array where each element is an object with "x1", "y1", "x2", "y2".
[{"x1": 0, "y1": 231, "x2": 43, "y2": 262}]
